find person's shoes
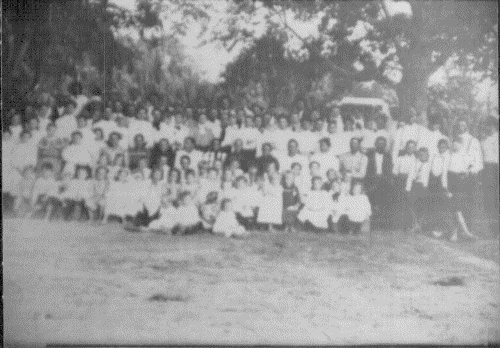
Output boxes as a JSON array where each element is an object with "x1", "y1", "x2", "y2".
[
  {"x1": 463, "y1": 233, "x2": 479, "y2": 242},
  {"x1": 432, "y1": 230, "x2": 444, "y2": 239},
  {"x1": 449, "y1": 229, "x2": 458, "y2": 242}
]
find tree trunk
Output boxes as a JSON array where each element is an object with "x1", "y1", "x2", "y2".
[{"x1": 396, "y1": 47, "x2": 434, "y2": 123}]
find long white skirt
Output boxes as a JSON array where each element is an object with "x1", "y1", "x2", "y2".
[
  {"x1": 257, "y1": 194, "x2": 283, "y2": 225},
  {"x1": 148, "y1": 207, "x2": 178, "y2": 230},
  {"x1": 106, "y1": 191, "x2": 143, "y2": 217},
  {"x1": 298, "y1": 208, "x2": 331, "y2": 229}
]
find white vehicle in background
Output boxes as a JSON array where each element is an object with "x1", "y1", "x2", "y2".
[
  {"x1": 327, "y1": 96, "x2": 396, "y2": 151},
  {"x1": 327, "y1": 96, "x2": 392, "y2": 120}
]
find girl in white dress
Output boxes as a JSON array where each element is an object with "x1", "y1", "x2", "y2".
[
  {"x1": 136, "y1": 167, "x2": 165, "y2": 227},
  {"x1": 257, "y1": 172, "x2": 283, "y2": 231},
  {"x1": 197, "y1": 167, "x2": 222, "y2": 204},
  {"x1": 291, "y1": 162, "x2": 310, "y2": 200},
  {"x1": 163, "y1": 168, "x2": 182, "y2": 205},
  {"x1": 146, "y1": 199, "x2": 179, "y2": 233},
  {"x1": 213, "y1": 199, "x2": 248, "y2": 238},
  {"x1": 60, "y1": 166, "x2": 93, "y2": 221},
  {"x1": 173, "y1": 192, "x2": 201, "y2": 235},
  {"x1": 200, "y1": 191, "x2": 220, "y2": 232},
  {"x1": 298, "y1": 176, "x2": 334, "y2": 231},
  {"x1": 89, "y1": 166, "x2": 109, "y2": 222},
  {"x1": 104, "y1": 168, "x2": 143, "y2": 224},
  {"x1": 338, "y1": 182, "x2": 372, "y2": 235},
  {"x1": 13, "y1": 165, "x2": 37, "y2": 217},
  {"x1": 181, "y1": 169, "x2": 200, "y2": 202}
]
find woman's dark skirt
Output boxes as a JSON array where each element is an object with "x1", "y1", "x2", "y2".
[
  {"x1": 448, "y1": 171, "x2": 470, "y2": 212},
  {"x1": 283, "y1": 209, "x2": 299, "y2": 227},
  {"x1": 390, "y1": 174, "x2": 411, "y2": 229}
]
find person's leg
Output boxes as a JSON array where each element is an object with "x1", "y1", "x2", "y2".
[
  {"x1": 351, "y1": 221, "x2": 362, "y2": 235},
  {"x1": 338, "y1": 215, "x2": 350, "y2": 235}
]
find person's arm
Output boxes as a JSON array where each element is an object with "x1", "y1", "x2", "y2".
[
  {"x1": 31, "y1": 180, "x2": 41, "y2": 207},
  {"x1": 405, "y1": 161, "x2": 416, "y2": 192},
  {"x1": 392, "y1": 156, "x2": 400, "y2": 176},
  {"x1": 354, "y1": 155, "x2": 368, "y2": 179},
  {"x1": 422, "y1": 162, "x2": 431, "y2": 188}
]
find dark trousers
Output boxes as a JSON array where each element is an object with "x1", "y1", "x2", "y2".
[
  {"x1": 2, "y1": 192, "x2": 15, "y2": 213},
  {"x1": 236, "y1": 212, "x2": 255, "y2": 230},
  {"x1": 410, "y1": 183, "x2": 429, "y2": 221},
  {"x1": 135, "y1": 206, "x2": 160, "y2": 227},
  {"x1": 338, "y1": 215, "x2": 362, "y2": 235},
  {"x1": 390, "y1": 175, "x2": 411, "y2": 230},
  {"x1": 483, "y1": 163, "x2": 499, "y2": 220},
  {"x1": 63, "y1": 199, "x2": 89, "y2": 221},
  {"x1": 365, "y1": 176, "x2": 391, "y2": 228},
  {"x1": 34, "y1": 196, "x2": 63, "y2": 219}
]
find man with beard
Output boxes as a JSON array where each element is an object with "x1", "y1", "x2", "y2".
[{"x1": 364, "y1": 136, "x2": 393, "y2": 228}]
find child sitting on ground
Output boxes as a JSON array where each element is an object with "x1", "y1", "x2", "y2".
[
  {"x1": 60, "y1": 166, "x2": 93, "y2": 222},
  {"x1": 30, "y1": 163, "x2": 63, "y2": 220},
  {"x1": 282, "y1": 170, "x2": 302, "y2": 233},
  {"x1": 200, "y1": 191, "x2": 220, "y2": 232},
  {"x1": 213, "y1": 198, "x2": 248, "y2": 238},
  {"x1": 146, "y1": 199, "x2": 179, "y2": 234},
  {"x1": 88, "y1": 166, "x2": 109, "y2": 222},
  {"x1": 13, "y1": 165, "x2": 37, "y2": 218},
  {"x1": 172, "y1": 191, "x2": 201, "y2": 235},
  {"x1": 338, "y1": 181, "x2": 372, "y2": 235},
  {"x1": 298, "y1": 176, "x2": 334, "y2": 232}
]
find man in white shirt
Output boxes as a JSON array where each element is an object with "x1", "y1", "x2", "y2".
[
  {"x1": 61, "y1": 131, "x2": 94, "y2": 176},
  {"x1": 92, "y1": 106, "x2": 118, "y2": 141},
  {"x1": 56, "y1": 101, "x2": 78, "y2": 140},
  {"x1": 296, "y1": 119, "x2": 319, "y2": 156},
  {"x1": 76, "y1": 115, "x2": 94, "y2": 145},
  {"x1": 170, "y1": 113, "x2": 190, "y2": 150},
  {"x1": 277, "y1": 139, "x2": 309, "y2": 174},
  {"x1": 361, "y1": 120, "x2": 379, "y2": 152},
  {"x1": 400, "y1": 109, "x2": 427, "y2": 151},
  {"x1": 222, "y1": 116, "x2": 242, "y2": 149},
  {"x1": 274, "y1": 116, "x2": 293, "y2": 156},
  {"x1": 481, "y1": 118, "x2": 499, "y2": 223},
  {"x1": 340, "y1": 137, "x2": 368, "y2": 182},
  {"x1": 129, "y1": 107, "x2": 155, "y2": 147},
  {"x1": 174, "y1": 137, "x2": 204, "y2": 170},
  {"x1": 240, "y1": 116, "x2": 261, "y2": 156},
  {"x1": 419, "y1": 121, "x2": 446, "y2": 159}
]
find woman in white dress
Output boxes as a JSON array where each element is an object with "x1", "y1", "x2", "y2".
[
  {"x1": 298, "y1": 176, "x2": 334, "y2": 231},
  {"x1": 213, "y1": 198, "x2": 247, "y2": 238},
  {"x1": 257, "y1": 172, "x2": 283, "y2": 231},
  {"x1": 104, "y1": 168, "x2": 143, "y2": 224},
  {"x1": 136, "y1": 167, "x2": 165, "y2": 227}
]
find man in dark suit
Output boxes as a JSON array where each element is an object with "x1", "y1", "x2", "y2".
[
  {"x1": 256, "y1": 142, "x2": 280, "y2": 176},
  {"x1": 365, "y1": 136, "x2": 393, "y2": 228},
  {"x1": 224, "y1": 138, "x2": 249, "y2": 172}
]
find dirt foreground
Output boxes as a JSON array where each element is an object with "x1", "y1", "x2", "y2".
[{"x1": 3, "y1": 218, "x2": 499, "y2": 346}]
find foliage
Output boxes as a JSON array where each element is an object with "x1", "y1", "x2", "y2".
[{"x1": 211, "y1": 0, "x2": 498, "y2": 119}]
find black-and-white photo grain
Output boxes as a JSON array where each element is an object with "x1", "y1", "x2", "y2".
[{"x1": 2, "y1": 0, "x2": 499, "y2": 346}]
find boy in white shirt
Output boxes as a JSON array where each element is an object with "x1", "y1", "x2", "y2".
[{"x1": 30, "y1": 163, "x2": 63, "y2": 220}]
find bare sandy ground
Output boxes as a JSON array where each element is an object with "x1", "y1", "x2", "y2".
[{"x1": 3, "y1": 218, "x2": 499, "y2": 346}]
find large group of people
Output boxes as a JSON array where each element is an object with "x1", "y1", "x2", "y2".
[{"x1": 2, "y1": 82, "x2": 498, "y2": 241}]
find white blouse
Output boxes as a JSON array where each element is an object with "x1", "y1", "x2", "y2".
[{"x1": 345, "y1": 194, "x2": 372, "y2": 223}]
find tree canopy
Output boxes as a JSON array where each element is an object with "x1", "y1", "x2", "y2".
[{"x1": 211, "y1": 0, "x2": 498, "y2": 120}]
